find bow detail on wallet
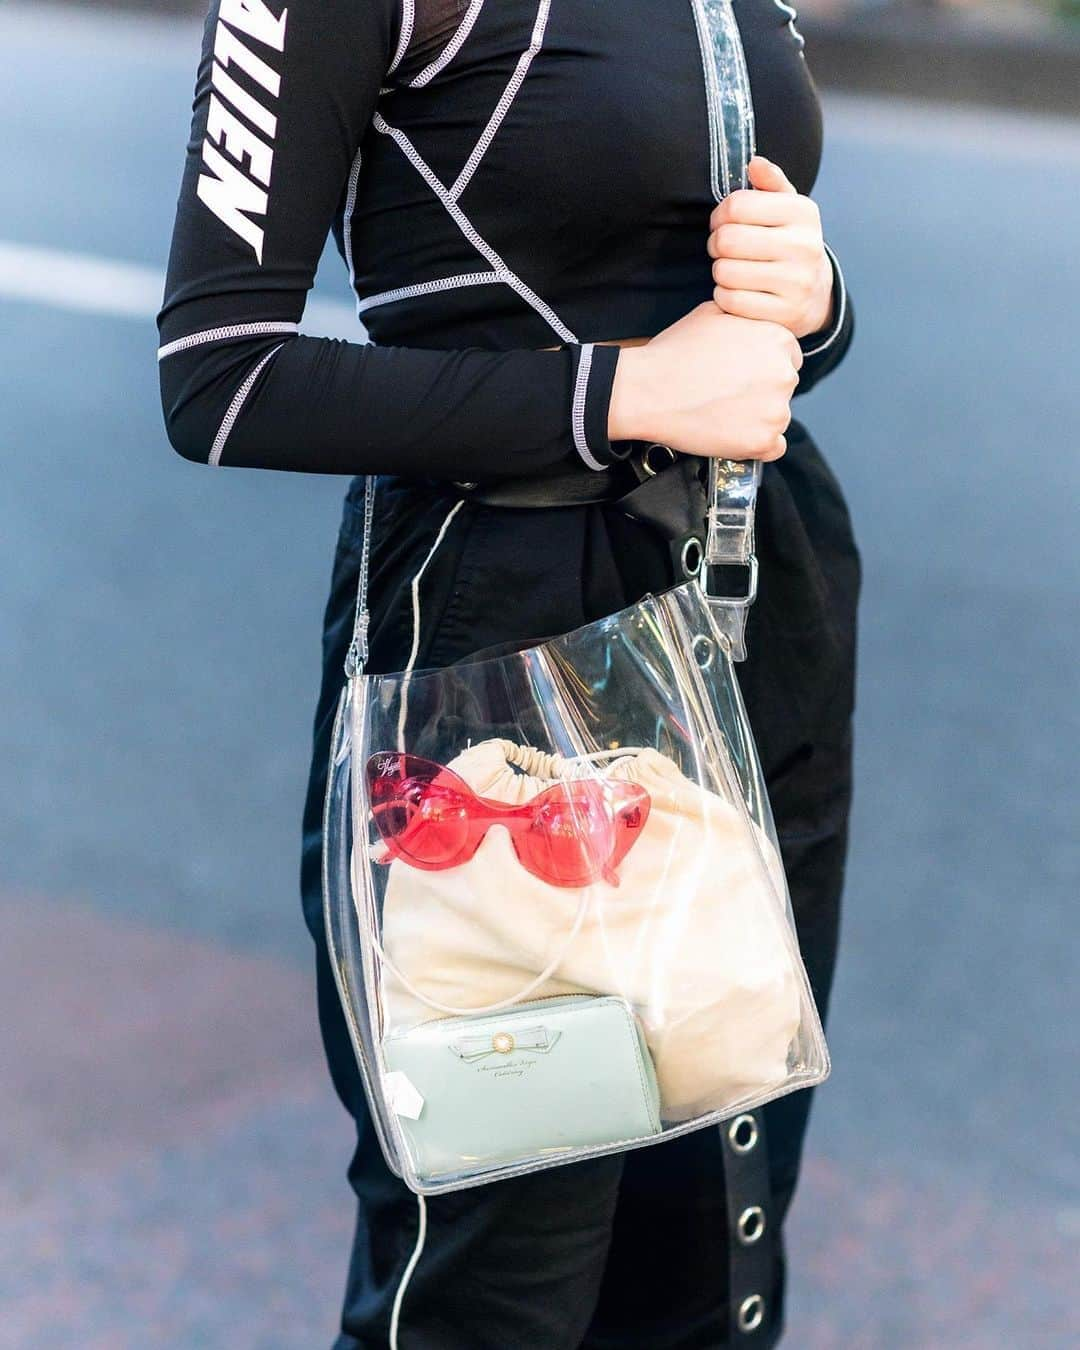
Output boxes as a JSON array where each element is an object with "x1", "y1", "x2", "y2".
[{"x1": 448, "y1": 1025, "x2": 562, "y2": 1062}]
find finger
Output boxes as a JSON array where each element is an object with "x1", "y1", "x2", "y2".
[
  {"x1": 711, "y1": 286, "x2": 789, "y2": 324},
  {"x1": 747, "y1": 154, "x2": 797, "y2": 194},
  {"x1": 711, "y1": 257, "x2": 797, "y2": 296},
  {"x1": 710, "y1": 188, "x2": 813, "y2": 229},
  {"x1": 741, "y1": 434, "x2": 787, "y2": 463},
  {"x1": 763, "y1": 434, "x2": 787, "y2": 461},
  {"x1": 707, "y1": 222, "x2": 789, "y2": 262}
]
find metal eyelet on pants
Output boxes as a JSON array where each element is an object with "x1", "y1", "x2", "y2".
[
  {"x1": 728, "y1": 1114, "x2": 759, "y2": 1153},
  {"x1": 737, "y1": 1294, "x2": 766, "y2": 1334},
  {"x1": 737, "y1": 1205, "x2": 766, "y2": 1245},
  {"x1": 720, "y1": 1109, "x2": 773, "y2": 1342}
]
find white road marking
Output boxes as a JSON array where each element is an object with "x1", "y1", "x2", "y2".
[
  {"x1": 0, "y1": 240, "x2": 365, "y2": 340},
  {"x1": 822, "y1": 90, "x2": 1080, "y2": 162}
]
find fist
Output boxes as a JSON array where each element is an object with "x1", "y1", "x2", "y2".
[
  {"x1": 609, "y1": 303, "x2": 803, "y2": 462},
  {"x1": 706, "y1": 155, "x2": 834, "y2": 340}
]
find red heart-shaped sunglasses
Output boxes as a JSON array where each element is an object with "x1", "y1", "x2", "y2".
[{"x1": 365, "y1": 752, "x2": 651, "y2": 888}]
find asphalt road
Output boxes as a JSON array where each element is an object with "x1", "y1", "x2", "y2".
[{"x1": 1, "y1": 3, "x2": 1077, "y2": 1346}]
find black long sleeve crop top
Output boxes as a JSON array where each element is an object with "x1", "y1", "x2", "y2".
[{"x1": 157, "y1": 0, "x2": 853, "y2": 480}]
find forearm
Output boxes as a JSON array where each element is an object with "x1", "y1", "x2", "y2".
[{"x1": 159, "y1": 330, "x2": 626, "y2": 477}]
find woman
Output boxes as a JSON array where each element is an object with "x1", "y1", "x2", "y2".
[{"x1": 158, "y1": 1, "x2": 860, "y2": 1344}]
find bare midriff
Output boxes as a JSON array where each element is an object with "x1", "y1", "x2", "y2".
[{"x1": 536, "y1": 336, "x2": 652, "y2": 351}]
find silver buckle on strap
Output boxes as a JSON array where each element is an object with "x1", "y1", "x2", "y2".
[{"x1": 700, "y1": 458, "x2": 761, "y2": 662}]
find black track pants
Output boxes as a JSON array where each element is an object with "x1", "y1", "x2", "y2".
[{"x1": 298, "y1": 420, "x2": 861, "y2": 1349}]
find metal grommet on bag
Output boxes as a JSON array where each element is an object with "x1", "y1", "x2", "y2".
[
  {"x1": 728, "y1": 1114, "x2": 759, "y2": 1153},
  {"x1": 737, "y1": 1294, "x2": 765, "y2": 1334},
  {"x1": 640, "y1": 441, "x2": 679, "y2": 477},
  {"x1": 691, "y1": 632, "x2": 715, "y2": 670},
  {"x1": 680, "y1": 534, "x2": 703, "y2": 578},
  {"x1": 737, "y1": 1205, "x2": 766, "y2": 1245}
]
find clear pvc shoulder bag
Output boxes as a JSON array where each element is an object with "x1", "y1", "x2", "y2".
[{"x1": 320, "y1": 0, "x2": 829, "y2": 1195}]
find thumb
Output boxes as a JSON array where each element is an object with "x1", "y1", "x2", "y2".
[{"x1": 747, "y1": 154, "x2": 797, "y2": 193}]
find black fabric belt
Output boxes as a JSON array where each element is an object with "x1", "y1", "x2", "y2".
[
  {"x1": 452, "y1": 440, "x2": 684, "y2": 508},
  {"x1": 453, "y1": 443, "x2": 714, "y2": 583}
]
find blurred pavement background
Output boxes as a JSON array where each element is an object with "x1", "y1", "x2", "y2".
[{"x1": 1, "y1": 1, "x2": 1077, "y2": 1346}]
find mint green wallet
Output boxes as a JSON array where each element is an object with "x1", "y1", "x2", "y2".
[{"x1": 381, "y1": 995, "x2": 662, "y2": 1183}]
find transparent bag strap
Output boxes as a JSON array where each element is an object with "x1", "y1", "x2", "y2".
[
  {"x1": 688, "y1": 0, "x2": 761, "y2": 624},
  {"x1": 362, "y1": 743, "x2": 647, "y2": 1017}
]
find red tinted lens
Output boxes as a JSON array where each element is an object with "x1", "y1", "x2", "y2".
[
  {"x1": 366, "y1": 752, "x2": 474, "y2": 867},
  {"x1": 516, "y1": 782, "x2": 618, "y2": 887}
]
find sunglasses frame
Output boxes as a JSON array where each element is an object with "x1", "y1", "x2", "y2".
[{"x1": 364, "y1": 750, "x2": 651, "y2": 888}]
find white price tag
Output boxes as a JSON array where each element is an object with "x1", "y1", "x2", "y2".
[{"x1": 383, "y1": 1070, "x2": 425, "y2": 1121}]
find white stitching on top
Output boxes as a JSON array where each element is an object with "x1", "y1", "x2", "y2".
[
  {"x1": 208, "y1": 342, "x2": 286, "y2": 466},
  {"x1": 409, "y1": 0, "x2": 486, "y2": 88},
  {"x1": 368, "y1": 0, "x2": 573, "y2": 341},
  {"x1": 357, "y1": 270, "x2": 502, "y2": 314},
  {"x1": 387, "y1": 0, "x2": 416, "y2": 75},
  {"x1": 571, "y1": 343, "x2": 608, "y2": 471},
  {"x1": 372, "y1": 109, "x2": 576, "y2": 343},
  {"x1": 450, "y1": 0, "x2": 549, "y2": 199},
  {"x1": 343, "y1": 146, "x2": 365, "y2": 319},
  {"x1": 800, "y1": 241, "x2": 846, "y2": 357},
  {"x1": 157, "y1": 322, "x2": 298, "y2": 361}
]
